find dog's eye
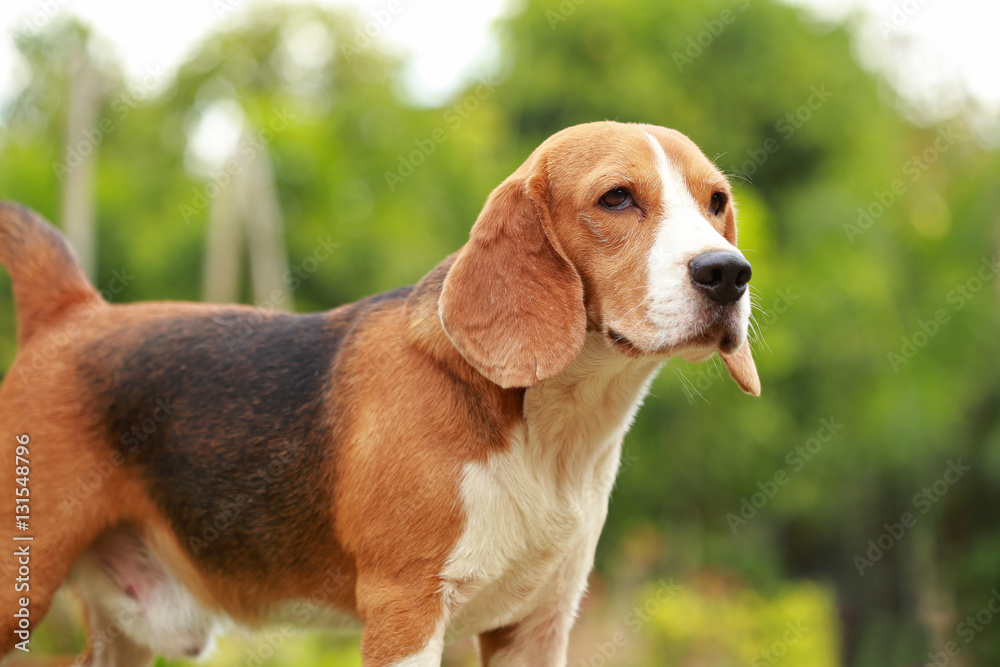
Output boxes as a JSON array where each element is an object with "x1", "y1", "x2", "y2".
[
  {"x1": 600, "y1": 188, "x2": 633, "y2": 211},
  {"x1": 710, "y1": 191, "x2": 728, "y2": 215}
]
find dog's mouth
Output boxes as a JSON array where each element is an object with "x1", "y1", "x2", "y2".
[
  {"x1": 607, "y1": 328, "x2": 645, "y2": 358},
  {"x1": 607, "y1": 328, "x2": 638, "y2": 352},
  {"x1": 607, "y1": 313, "x2": 743, "y2": 358}
]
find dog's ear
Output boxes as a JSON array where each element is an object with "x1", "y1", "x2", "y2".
[
  {"x1": 721, "y1": 342, "x2": 761, "y2": 396},
  {"x1": 439, "y1": 166, "x2": 586, "y2": 388}
]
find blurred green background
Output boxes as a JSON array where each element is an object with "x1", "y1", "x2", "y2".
[{"x1": 2, "y1": 0, "x2": 999, "y2": 665}]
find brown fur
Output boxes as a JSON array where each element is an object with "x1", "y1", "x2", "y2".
[
  {"x1": 440, "y1": 158, "x2": 587, "y2": 389},
  {"x1": 478, "y1": 624, "x2": 518, "y2": 662}
]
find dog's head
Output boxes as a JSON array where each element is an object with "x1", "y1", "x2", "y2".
[{"x1": 440, "y1": 121, "x2": 759, "y2": 395}]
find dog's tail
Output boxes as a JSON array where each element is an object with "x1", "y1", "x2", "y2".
[{"x1": 0, "y1": 201, "x2": 102, "y2": 346}]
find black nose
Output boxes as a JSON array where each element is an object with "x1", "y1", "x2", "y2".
[{"x1": 688, "y1": 251, "x2": 752, "y2": 305}]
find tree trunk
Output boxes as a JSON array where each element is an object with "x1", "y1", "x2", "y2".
[{"x1": 60, "y1": 43, "x2": 102, "y2": 280}]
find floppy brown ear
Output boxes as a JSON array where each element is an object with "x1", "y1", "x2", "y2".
[
  {"x1": 439, "y1": 168, "x2": 586, "y2": 388},
  {"x1": 721, "y1": 342, "x2": 761, "y2": 396}
]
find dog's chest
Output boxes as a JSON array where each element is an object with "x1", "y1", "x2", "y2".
[
  {"x1": 441, "y1": 427, "x2": 620, "y2": 637},
  {"x1": 441, "y1": 352, "x2": 660, "y2": 637}
]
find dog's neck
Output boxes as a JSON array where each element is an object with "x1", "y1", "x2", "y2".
[
  {"x1": 406, "y1": 263, "x2": 661, "y2": 479},
  {"x1": 522, "y1": 332, "x2": 661, "y2": 486}
]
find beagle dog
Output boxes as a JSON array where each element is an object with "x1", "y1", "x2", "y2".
[{"x1": 0, "y1": 121, "x2": 758, "y2": 666}]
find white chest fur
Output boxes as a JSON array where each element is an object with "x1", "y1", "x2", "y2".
[{"x1": 441, "y1": 336, "x2": 660, "y2": 638}]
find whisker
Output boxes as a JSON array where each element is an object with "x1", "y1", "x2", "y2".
[
  {"x1": 670, "y1": 365, "x2": 707, "y2": 404},
  {"x1": 747, "y1": 310, "x2": 771, "y2": 354}
]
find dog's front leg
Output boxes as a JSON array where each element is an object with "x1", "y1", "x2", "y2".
[
  {"x1": 77, "y1": 600, "x2": 156, "y2": 667},
  {"x1": 356, "y1": 574, "x2": 446, "y2": 667},
  {"x1": 477, "y1": 543, "x2": 596, "y2": 667},
  {"x1": 478, "y1": 607, "x2": 576, "y2": 667}
]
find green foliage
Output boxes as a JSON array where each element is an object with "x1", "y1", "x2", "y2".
[
  {"x1": 2, "y1": 1, "x2": 998, "y2": 665},
  {"x1": 642, "y1": 580, "x2": 840, "y2": 666}
]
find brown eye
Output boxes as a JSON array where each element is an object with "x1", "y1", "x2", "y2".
[
  {"x1": 710, "y1": 191, "x2": 728, "y2": 215},
  {"x1": 600, "y1": 187, "x2": 633, "y2": 211}
]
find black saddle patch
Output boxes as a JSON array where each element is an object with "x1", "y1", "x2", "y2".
[{"x1": 80, "y1": 289, "x2": 411, "y2": 578}]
